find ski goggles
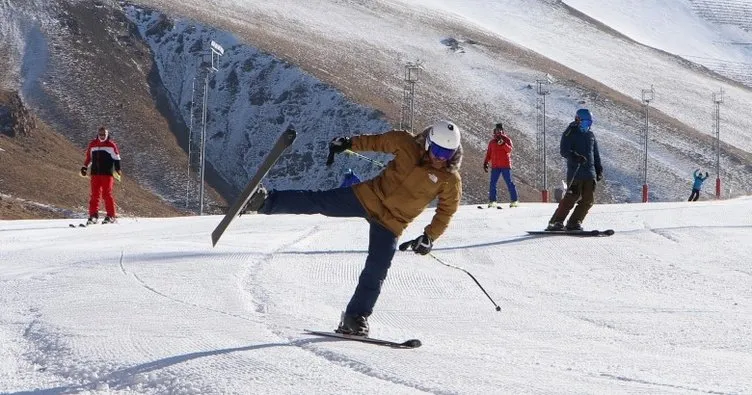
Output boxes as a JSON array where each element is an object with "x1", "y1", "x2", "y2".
[
  {"x1": 428, "y1": 142, "x2": 456, "y2": 161},
  {"x1": 579, "y1": 119, "x2": 592, "y2": 130}
]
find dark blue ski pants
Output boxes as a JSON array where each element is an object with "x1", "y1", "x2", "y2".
[
  {"x1": 489, "y1": 168, "x2": 518, "y2": 202},
  {"x1": 258, "y1": 187, "x2": 398, "y2": 317}
]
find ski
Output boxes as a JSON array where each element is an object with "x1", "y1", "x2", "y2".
[
  {"x1": 211, "y1": 128, "x2": 297, "y2": 246},
  {"x1": 304, "y1": 330, "x2": 421, "y2": 349},
  {"x1": 477, "y1": 205, "x2": 502, "y2": 210},
  {"x1": 69, "y1": 219, "x2": 115, "y2": 228},
  {"x1": 527, "y1": 229, "x2": 614, "y2": 237}
]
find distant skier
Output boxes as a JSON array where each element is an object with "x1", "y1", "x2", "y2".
[
  {"x1": 688, "y1": 169, "x2": 709, "y2": 201},
  {"x1": 483, "y1": 122, "x2": 519, "y2": 208},
  {"x1": 546, "y1": 109, "x2": 602, "y2": 231},
  {"x1": 81, "y1": 126, "x2": 122, "y2": 224},
  {"x1": 243, "y1": 120, "x2": 463, "y2": 336},
  {"x1": 339, "y1": 168, "x2": 361, "y2": 188}
]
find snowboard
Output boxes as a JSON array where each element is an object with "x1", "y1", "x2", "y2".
[
  {"x1": 527, "y1": 229, "x2": 614, "y2": 237},
  {"x1": 477, "y1": 205, "x2": 502, "y2": 210},
  {"x1": 304, "y1": 330, "x2": 422, "y2": 349},
  {"x1": 211, "y1": 128, "x2": 297, "y2": 246}
]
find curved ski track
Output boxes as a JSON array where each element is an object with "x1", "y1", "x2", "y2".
[{"x1": 242, "y1": 226, "x2": 455, "y2": 394}]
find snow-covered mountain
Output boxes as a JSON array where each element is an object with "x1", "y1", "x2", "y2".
[
  {"x1": 127, "y1": 0, "x2": 752, "y2": 203},
  {"x1": 1, "y1": 0, "x2": 751, "y2": 209},
  {"x1": 2, "y1": 198, "x2": 751, "y2": 393},
  {"x1": 127, "y1": 7, "x2": 392, "y2": 192}
]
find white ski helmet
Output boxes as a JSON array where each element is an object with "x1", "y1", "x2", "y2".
[{"x1": 426, "y1": 120, "x2": 461, "y2": 150}]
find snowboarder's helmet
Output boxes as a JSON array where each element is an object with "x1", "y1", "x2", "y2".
[{"x1": 425, "y1": 120, "x2": 460, "y2": 160}]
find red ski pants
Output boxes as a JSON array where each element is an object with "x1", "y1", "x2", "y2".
[{"x1": 89, "y1": 175, "x2": 116, "y2": 217}]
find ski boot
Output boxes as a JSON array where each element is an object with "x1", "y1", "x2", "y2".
[
  {"x1": 241, "y1": 185, "x2": 268, "y2": 214},
  {"x1": 546, "y1": 221, "x2": 564, "y2": 231},
  {"x1": 335, "y1": 313, "x2": 369, "y2": 337},
  {"x1": 86, "y1": 216, "x2": 98, "y2": 225}
]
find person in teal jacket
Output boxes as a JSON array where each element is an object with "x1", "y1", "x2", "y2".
[{"x1": 688, "y1": 169, "x2": 709, "y2": 201}]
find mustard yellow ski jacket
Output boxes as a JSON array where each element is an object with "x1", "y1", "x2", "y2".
[{"x1": 351, "y1": 129, "x2": 462, "y2": 240}]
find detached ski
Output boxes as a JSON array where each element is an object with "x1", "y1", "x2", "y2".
[
  {"x1": 304, "y1": 330, "x2": 421, "y2": 349},
  {"x1": 527, "y1": 229, "x2": 614, "y2": 237},
  {"x1": 211, "y1": 128, "x2": 297, "y2": 246}
]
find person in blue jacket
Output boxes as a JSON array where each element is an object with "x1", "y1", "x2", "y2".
[
  {"x1": 340, "y1": 168, "x2": 361, "y2": 188},
  {"x1": 546, "y1": 108, "x2": 603, "y2": 231},
  {"x1": 688, "y1": 169, "x2": 709, "y2": 201}
]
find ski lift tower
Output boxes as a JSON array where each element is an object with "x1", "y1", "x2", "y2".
[
  {"x1": 535, "y1": 75, "x2": 552, "y2": 202},
  {"x1": 400, "y1": 60, "x2": 423, "y2": 132},
  {"x1": 713, "y1": 88, "x2": 724, "y2": 199},
  {"x1": 197, "y1": 40, "x2": 224, "y2": 215},
  {"x1": 641, "y1": 85, "x2": 654, "y2": 203}
]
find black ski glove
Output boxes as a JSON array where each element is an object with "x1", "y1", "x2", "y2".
[
  {"x1": 326, "y1": 137, "x2": 352, "y2": 166},
  {"x1": 80, "y1": 166, "x2": 87, "y2": 177},
  {"x1": 483, "y1": 162, "x2": 489, "y2": 173},
  {"x1": 572, "y1": 152, "x2": 587, "y2": 164},
  {"x1": 329, "y1": 137, "x2": 352, "y2": 154},
  {"x1": 410, "y1": 233, "x2": 433, "y2": 255}
]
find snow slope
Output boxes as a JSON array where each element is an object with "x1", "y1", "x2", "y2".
[{"x1": 1, "y1": 198, "x2": 751, "y2": 393}]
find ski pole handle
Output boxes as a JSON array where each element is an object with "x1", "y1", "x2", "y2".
[{"x1": 398, "y1": 239, "x2": 415, "y2": 251}]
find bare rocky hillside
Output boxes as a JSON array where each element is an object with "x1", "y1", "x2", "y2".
[
  {"x1": 1, "y1": 0, "x2": 226, "y2": 219},
  {"x1": 0, "y1": 90, "x2": 184, "y2": 219}
]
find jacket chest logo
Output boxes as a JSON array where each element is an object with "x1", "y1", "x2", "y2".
[{"x1": 428, "y1": 173, "x2": 438, "y2": 183}]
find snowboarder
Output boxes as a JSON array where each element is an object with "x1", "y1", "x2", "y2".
[
  {"x1": 81, "y1": 126, "x2": 122, "y2": 224},
  {"x1": 339, "y1": 168, "x2": 361, "y2": 188},
  {"x1": 546, "y1": 109, "x2": 602, "y2": 231},
  {"x1": 688, "y1": 169, "x2": 709, "y2": 201},
  {"x1": 244, "y1": 120, "x2": 463, "y2": 336},
  {"x1": 483, "y1": 122, "x2": 519, "y2": 208}
]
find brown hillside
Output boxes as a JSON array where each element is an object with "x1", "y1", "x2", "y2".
[{"x1": 0, "y1": 90, "x2": 184, "y2": 220}]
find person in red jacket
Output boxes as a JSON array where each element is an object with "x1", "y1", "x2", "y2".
[
  {"x1": 81, "y1": 126, "x2": 122, "y2": 224},
  {"x1": 483, "y1": 123, "x2": 519, "y2": 207}
]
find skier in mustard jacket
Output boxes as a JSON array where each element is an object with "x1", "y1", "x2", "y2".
[{"x1": 244, "y1": 120, "x2": 463, "y2": 336}]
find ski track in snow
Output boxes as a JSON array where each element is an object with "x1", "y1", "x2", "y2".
[{"x1": 242, "y1": 225, "x2": 451, "y2": 393}]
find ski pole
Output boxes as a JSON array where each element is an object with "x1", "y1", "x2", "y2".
[
  {"x1": 398, "y1": 240, "x2": 501, "y2": 312},
  {"x1": 344, "y1": 150, "x2": 385, "y2": 168},
  {"x1": 566, "y1": 163, "x2": 582, "y2": 190}
]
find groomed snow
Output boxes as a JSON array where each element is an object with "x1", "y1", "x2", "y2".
[{"x1": 1, "y1": 197, "x2": 750, "y2": 393}]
